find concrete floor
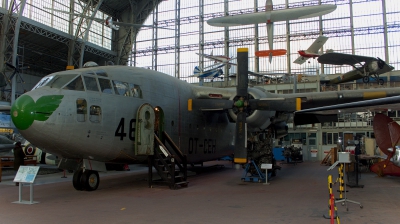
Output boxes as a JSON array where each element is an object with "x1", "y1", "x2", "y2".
[{"x1": 0, "y1": 161, "x2": 399, "y2": 224}]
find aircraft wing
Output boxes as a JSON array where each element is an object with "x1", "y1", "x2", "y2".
[
  {"x1": 318, "y1": 52, "x2": 377, "y2": 65},
  {"x1": 196, "y1": 53, "x2": 237, "y2": 65},
  {"x1": 207, "y1": 5, "x2": 336, "y2": 27},
  {"x1": 306, "y1": 36, "x2": 329, "y2": 53},
  {"x1": 294, "y1": 95, "x2": 400, "y2": 125},
  {"x1": 113, "y1": 21, "x2": 174, "y2": 30},
  {"x1": 293, "y1": 56, "x2": 308, "y2": 65}
]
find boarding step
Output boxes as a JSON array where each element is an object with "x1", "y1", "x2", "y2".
[{"x1": 149, "y1": 131, "x2": 188, "y2": 190}]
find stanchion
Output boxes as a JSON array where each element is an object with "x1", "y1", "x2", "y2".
[
  {"x1": 61, "y1": 170, "x2": 67, "y2": 178},
  {"x1": 337, "y1": 164, "x2": 345, "y2": 199},
  {"x1": 324, "y1": 175, "x2": 338, "y2": 222}
]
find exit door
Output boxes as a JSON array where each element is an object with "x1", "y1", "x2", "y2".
[{"x1": 135, "y1": 103, "x2": 155, "y2": 155}]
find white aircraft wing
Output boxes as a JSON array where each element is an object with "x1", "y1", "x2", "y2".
[
  {"x1": 113, "y1": 21, "x2": 174, "y2": 30},
  {"x1": 207, "y1": 4, "x2": 336, "y2": 27},
  {"x1": 306, "y1": 36, "x2": 329, "y2": 53},
  {"x1": 293, "y1": 56, "x2": 308, "y2": 65}
]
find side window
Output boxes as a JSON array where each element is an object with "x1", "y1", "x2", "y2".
[
  {"x1": 129, "y1": 83, "x2": 142, "y2": 98},
  {"x1": 84, "y1": 76, "x2": 99, "y2": 92},
  {"x1": 76, "y1": 99, "x2": 87, "y2": 122},
  {"x1": 89, "y1": 105, "x2": 101, "y2": 123},
  {"x1": 64, "y1": 75, "x2": 84, "y2": 91},
  {"x1": 112, "y1": 80, "x2": 129, "y2": 96},
  {"x1": 98, "y1": 78, "x2": 113, "y2": 94}
]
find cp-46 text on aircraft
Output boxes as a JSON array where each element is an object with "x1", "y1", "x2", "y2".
[
  {"x1": 318, "y1": 52, "x2": 395, "y2": 85},
  {"x1": 293, "y1": 36, "x2": 329, "y2": 65},
  {"x1": 11, "y1": 49, "x2": 400, "y2": 191}
]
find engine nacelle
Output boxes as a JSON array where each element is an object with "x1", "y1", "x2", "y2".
[
  {"x1": 228, "y1": 88, "x2": 275, "y2": 130},
  {"x1": 366, "y1": 61, "x2": 379, "y2": 73}
]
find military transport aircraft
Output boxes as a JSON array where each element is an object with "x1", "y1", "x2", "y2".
[
  {"x1": 317, "y1": 52, "x2": 395, "y2": 85},
  {"x1": 207, "y1": 0, "x2": 336, "y2": 62},
  {"x1": 293, "y1": 36, "x2": 329, "y2": 65},
  {"x1": 10, "y1": 49, "x2": 400, "y2": 191}
]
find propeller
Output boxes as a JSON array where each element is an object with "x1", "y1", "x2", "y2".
[
  {"x1": 233, "y1": 48, "x2": 249, "y2": 163},
  {"x1": 377, "y1": 57, "x2": 385, "y2": 69},
  {"x1": 190, "y1": 48, "x2": 301, "y2": 164},
  {"x1": 5, "y1": 55, "x2": 27, "y2": 84}
]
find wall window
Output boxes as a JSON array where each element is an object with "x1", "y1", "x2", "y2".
[
  {"x1": 76, "y1": 99, "x2": 87, "y2": 122},
  {"x1": 322, "y1": 132, "x2": 339, "y2": 145}
]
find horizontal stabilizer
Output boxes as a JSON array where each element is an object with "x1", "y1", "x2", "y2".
[{"x1": 293, "y1": 56, "x2": 307, "y2": 65}]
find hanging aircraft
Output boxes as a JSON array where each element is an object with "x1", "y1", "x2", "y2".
[
  {"x1": 293, "y1": 36, "x2": 329, "y2": 65},
  {"x1": 10, "y1": 49, "x2": 400, "y2": 191},
  {"x1": 317, "y1": 52, "x2": 395, "y2": 85},
  {"x1": 191, "y1": 63, "x2": 225, "y2": 80},
  {"x1": 207, "y1": 0, "x2": 337, "y2": 62},
  {"x1": 44, "y1": 7, "x2": 172, "y2": 31},
  {"x1": 196, "y1": 51, "x2": 236, "y2": 66},
  {"x1": 247, "y1": 71, "x2": 296, "y2": 84}
]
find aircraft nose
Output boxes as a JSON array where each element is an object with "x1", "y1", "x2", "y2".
[
  {"x1": 11, "y1": 94, "x2": 36, "y2": 131},
  {"x1": 12, "y1": 94, "x2": 64, "y2": 131}
]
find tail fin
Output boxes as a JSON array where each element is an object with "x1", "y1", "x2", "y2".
[{"x1": 193, "y1": 66, "x2": 202, "y2": 76}]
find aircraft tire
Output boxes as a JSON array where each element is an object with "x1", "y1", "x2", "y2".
[
  {"x1": 73, "y1": 170, "x2": 84, "y2": 191},
  {"x1": 81, "y1": 170, "x2": 100, "y2": 191},
  {"x1": 363, "y1": 76, "x2": 370, "y2": 83},
  {"x1": 378, "y1": 79, "x2": 384, "y2": 85}
]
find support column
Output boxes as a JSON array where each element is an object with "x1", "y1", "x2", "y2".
[
  {"x1": 117, "y1": 0, "x2": 138, "y2": 66},
  {"x1": 152, "y1": 1, "x2": 158, "y2": 70},
  {"x1": 223, "y1": 0, "x2": 229, "y2": 87},
  {"x1": 174, "y1": 0, "x2": 180, "y2": 78},
  {"x1": 0, "y1": 0, "x2": 27, "y2": 104},
  {"x1": 199, "y1": 0, "x2": 204, "y2": 86},
  {"x1": 254, "y1": 0, "x2": 259, "y2": 83}
]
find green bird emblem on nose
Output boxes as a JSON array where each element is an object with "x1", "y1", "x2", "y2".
[{"x1": 11, "y1": 95, "x2": 64, "y2": 130}]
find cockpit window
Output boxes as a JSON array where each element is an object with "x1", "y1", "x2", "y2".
[
  {"x1": 98, "y1": 78, "x2": 113, "y2": 94},
  {"x1": 129, "y1": 83, "x2": 142, "y2": 98},
  {"x1": 112, "y1": 80, "x2": 129, "y2": 96},
  {"x1": 83, "y1": 76, "x2": 99, "y2": 92},
  {"x1": 32, "y1": 75, "x2": 55, "y2": 90},
  {"x1": 45, "y1": 74, "x2": 78, "y2": 89},
  {"x1": 95, "y1": 70, "x2": 108, "y2": 77},
  {"x1": 85, "y1": 71, "x2": 96, "y2": 76},
  {"x1": 64, "y1": 76, "x2": 84, "y2": 91}
]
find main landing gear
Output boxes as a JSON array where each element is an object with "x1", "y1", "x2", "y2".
[
  {"x1": 73, "y1": 169, "x2": 100, "y2": 191},
  {"x1": 362, "y1": 75, "x2": 384, "y2": 85}
]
